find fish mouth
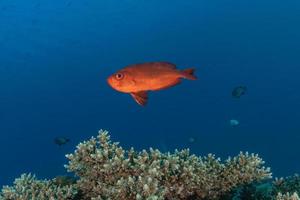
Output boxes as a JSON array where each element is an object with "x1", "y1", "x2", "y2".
[
  {"x1": 107, "y1": 76, "x2": 120, "y2": 91},
  {"x1": 106, "y1": 76, "x2": 113, "y2": 87}
]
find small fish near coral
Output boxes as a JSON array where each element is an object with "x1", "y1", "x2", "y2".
[
  {"x1": 53, "y1": 175, "x2": 77, "y2": 186},
  {"x1": 54, "y1": 137, "x2": 70, "y2": 146},
  {"x1": 107, "y1": 61, "x2": 197, "y2": 106},
  {"x1": 232, "y1": 85, "x2": 247, "y2": 98}
]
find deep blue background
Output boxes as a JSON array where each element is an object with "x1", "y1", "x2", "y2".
[{"x1": 0, "y1": 0, "x2": 300, "y2": 186}]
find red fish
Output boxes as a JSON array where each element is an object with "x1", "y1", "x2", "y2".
[{"x1": 107, "y1": 62, "x2": 197, "y2": 106}]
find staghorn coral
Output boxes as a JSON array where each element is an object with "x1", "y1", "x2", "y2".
[
  {"x1": 65, "y1": 130, "x2": 272, "y2": 200},
  {"x1": 223, "y1": 182, "x2": 273, "y2": 200},
  {"x1": 0, "y1": 129, "x2": 278, "y2": 200},
  {"x1": 0, "y1": 173, "x2": 77, "y2": 200},
  {"x1": 273, "y1": 174, "x2": 300, "y2": 197},
  {"x1": 276, "y1": 192, "x2": 300, "y2": 200},
  {"x1": 216, "y1": 174, "x2": 300, "y2": 200}
]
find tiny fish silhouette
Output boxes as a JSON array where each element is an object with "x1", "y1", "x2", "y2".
[
  {"x1": 107, "y1": 62, "x2": 197, "y2": 106},
  {"x1": 232, "y1": 86, "x2": 247, "y2": 98},
  {"x1": 54, "y1": 137, "x2": 70, "y2": 146}
]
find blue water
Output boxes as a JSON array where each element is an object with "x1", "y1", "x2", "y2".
[{"x1": 1, "y1": 0, "x2": 300, "y2": 186}]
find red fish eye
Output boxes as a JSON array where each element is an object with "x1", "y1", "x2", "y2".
[{"x1": 115, "y1": 73, "x2": 124, "y2": 80}]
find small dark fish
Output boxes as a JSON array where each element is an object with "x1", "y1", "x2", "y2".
[
  {"x1": 54, "y1": 137, "x2": 70, "y2": 146},
  {"x1": 232, "y1": 86, "x2": 247, "y2": 98},
  {"x1": 52, "y1": 175, "x2": 76, "y2": 186}
]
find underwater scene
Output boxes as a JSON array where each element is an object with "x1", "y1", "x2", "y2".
[{"x1": 1, "y1": 0, "x2": 300, "y2": 199}]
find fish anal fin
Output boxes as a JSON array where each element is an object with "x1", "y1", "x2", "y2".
[{"x1": 130, "y1": 91, "x2": 148, "y2": 106}]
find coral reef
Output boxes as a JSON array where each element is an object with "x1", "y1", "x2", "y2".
[
  {"x1": 0, "y1": 173, "x2": 77, "y2": 200},
  {"x1": 273, "y1": 175, "x2": 300, "y2": 196},
  {"x1": 1, "y1": 130, "x2": 300, "y2": 200},
  {"x1": 65, "y1": 130, "x2": 271, "y2": 200},
  {"x1": 223, "y1": 174, "x2": 300, "y2": 200},
  {"x1": 276, "y1": 192, "x2": 299, "y2": 200}
]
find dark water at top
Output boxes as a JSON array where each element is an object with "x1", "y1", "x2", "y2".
[{"x1": 0, "y1": 0, "x2": 300, "y2": 186}]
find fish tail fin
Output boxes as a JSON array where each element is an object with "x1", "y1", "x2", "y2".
[{"x1": 181, "y1": 68, "x2": 197, "y2": 80}]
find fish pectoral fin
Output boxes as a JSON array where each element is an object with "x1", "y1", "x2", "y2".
[{"x1": 130, "y1": 91, "x2": 148, "y2": 106}]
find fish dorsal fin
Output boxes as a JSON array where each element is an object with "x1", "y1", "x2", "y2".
[
  {"x1": 125, "y1": 62, "x2": 176, "y2": 71},
  {"x1": 130, "y1": 91, "x2": 148, "y2": 106},
  {"x1": 154, "y1": 62, "x2": 176, "y2": 69}
]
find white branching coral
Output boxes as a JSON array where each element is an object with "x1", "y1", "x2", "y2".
[
  {"x1": 65, "y1": 130, "x2": 272, "y2": 200},
  {"x1": 0, "y1": 173, "x2": 77, "y2": 200},
  {"x1": 276, "y1": 192, "x2": 300, "y2": 200}
]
